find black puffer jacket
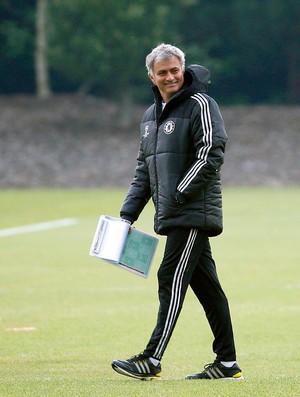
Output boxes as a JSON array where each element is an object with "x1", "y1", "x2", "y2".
[{"x1": 120, "y1": 64, "x2": 228, "y2": 236}]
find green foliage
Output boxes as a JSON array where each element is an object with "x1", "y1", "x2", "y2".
[
  {"x1": 0, "y1": 0, "x2": 299, "y2": 103},
  {"x1": 0, "y1": 188, "x2": 300, "y2": 396},
  {"x1": 0, "y1": 0, "x2": 35, "y2": 92},
  {"x1": 48, "y1": 0, "x2": 183, "y2": 99}
]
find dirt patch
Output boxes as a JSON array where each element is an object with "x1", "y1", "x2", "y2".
[{"x1": 0, "y1": 95, "x2": 299, "y2": 188}]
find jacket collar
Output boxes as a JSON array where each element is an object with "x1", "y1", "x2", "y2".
[
  {"x1": 152, "y1": 84, "x2": 190, "y2": 121},
  {"x1": 151, "y1": 64, "x2": 210, "y2": 108}
]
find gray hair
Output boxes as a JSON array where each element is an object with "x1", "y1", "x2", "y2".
[{"x1": 145, "y1": 43, "x2": 185, "y2": 76}]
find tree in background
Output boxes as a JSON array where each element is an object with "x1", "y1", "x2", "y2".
[
  {"x1": 35, "y1": 0, "x2": 51, "y2": 98},
  {"x1": 177, "y1": 0, "x2": 236, "y2": 101},
  {"x1": 48, "y1": 0, "x2": 184, "y2": 124},
  {"x1": 0, "y1": 0, "x2": 299, "y2": 105},
  {"x1": 268, "y1": 0, "x2": 300, "y2": 103},
  {"x1": 0, "y1": 0, "x2": 35, "y2": 93},
  {"x1": 178, "y1": 0, "x2": 300, "y2": 104},
  {"x1": 227, "y1": 0, "x2": 300, "y2": 103}
]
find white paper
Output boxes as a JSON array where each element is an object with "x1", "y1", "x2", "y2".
[{"x1": 89, "y1": 216, "x2": 130, "y2": 263}]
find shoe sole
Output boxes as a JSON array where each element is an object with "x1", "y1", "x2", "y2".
[
  {"x1": 112, "y1": 363, "x2": 162, "y2": 381},
  {"x1": 186, "y1": 375, "x2": 244, "y2": 380}
]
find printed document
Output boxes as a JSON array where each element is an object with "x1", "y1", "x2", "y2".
[{"x1": 89, "y1": 215, "x2": 158, "y2": 278}]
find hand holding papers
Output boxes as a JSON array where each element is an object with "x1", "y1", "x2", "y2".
[{"x1": 89, "y1": 215, "x2": 158, "y2": 278}]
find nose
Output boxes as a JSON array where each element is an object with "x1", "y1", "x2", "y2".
[{"x1": 165, "y1": 71, "x2": 175, "y2": 81}]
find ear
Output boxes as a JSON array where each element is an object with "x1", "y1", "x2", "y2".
[{"x1": 148, "y1": 72, "x2": 156, "y2": 85}]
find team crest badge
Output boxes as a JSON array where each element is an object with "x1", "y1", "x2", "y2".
[{"x1": 164, "y1": 120, "x2": 175, "y2": 134}]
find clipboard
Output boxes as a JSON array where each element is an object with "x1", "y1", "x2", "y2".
[{"x1": 89, "y1": 215, "x2": 158, "y2": 278}]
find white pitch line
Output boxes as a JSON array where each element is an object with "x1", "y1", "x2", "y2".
[
  {"x1": 6, "y1": 327, "x2": 36, "y2": 332},
  {"x1": 0, "y1": 218, "x2": 79, "y2": 237}
]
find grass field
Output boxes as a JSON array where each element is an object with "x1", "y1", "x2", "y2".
[{"x1": 0, "y1": 188, "x2": 299, "y2": 397}]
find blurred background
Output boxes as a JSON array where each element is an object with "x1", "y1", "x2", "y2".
[{"x1": 0, "y1": 0, "x2": 299, "y2": 188}]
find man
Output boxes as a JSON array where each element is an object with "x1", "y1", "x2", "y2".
[{"x1": 111, "y1": 43, "x2": 243, "y2": 381}]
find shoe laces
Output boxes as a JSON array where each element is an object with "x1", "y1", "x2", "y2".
[
  {"x1": 128, "y1": 353, "x2": 149, "y2": 363},
  {"x1": 204, "y1": 361, "x2": 220, "y2": 371}
]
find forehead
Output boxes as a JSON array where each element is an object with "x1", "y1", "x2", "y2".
[{"x1": 152, "y1": 56, "x2": 182, "y2": 73}]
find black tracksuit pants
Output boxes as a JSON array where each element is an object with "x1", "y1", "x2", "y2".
[{"x1": 143, "y1": 227, "x2": 236, "y2": 362}]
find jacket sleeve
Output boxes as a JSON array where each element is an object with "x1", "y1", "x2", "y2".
[
  {"x1": 120, "y1": 143, "x2": 151, "y2": 224},
  {"x1": 176, "y1": 95, "x2": 227, "y2": 199}
]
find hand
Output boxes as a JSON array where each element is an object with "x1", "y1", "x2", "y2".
[{"x1": 121, "y1": 218, "x2": 132, "y2": 225}]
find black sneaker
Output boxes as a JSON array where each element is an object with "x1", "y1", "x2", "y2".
[
  {"x1": 186, "y1": 360, "x2": 243, "y2": 380},
  {"x1": 112, "y1": 353, "x2": 162, "y2": 381}
]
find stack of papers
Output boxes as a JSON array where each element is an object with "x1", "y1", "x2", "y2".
[{"x1": 89, "y1": 215, "x2": 158, "y2": 278}]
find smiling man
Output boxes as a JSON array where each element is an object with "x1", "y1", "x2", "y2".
[
  {"x1": 148, "y1": 55, "x2": 185, "y2": 103},
  {"x1": 111, "y1": 43, "x2": 243, "y2": 381}
]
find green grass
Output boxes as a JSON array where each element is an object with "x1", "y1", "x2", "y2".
[{"x1": 0, "y1": 188, "x2": 299, "y2": 397}]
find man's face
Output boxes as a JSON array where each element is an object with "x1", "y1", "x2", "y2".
[{"x1": 148, "y1": 56, "x2": 184, "y2": 102}]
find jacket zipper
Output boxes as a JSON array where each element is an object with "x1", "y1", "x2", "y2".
[{"x1": 154, "y1": 107, "x2": 160, "y2": 231}]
